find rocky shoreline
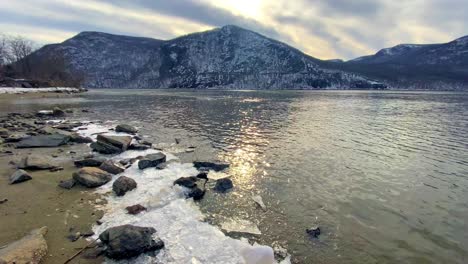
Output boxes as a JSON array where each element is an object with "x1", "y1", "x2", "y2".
[
  {"x1": 0, "y1": 87, "x2": 87, "y2": 95},
  {"x1": 0, "y1": 104, "x2": 291, "y2": 263}
]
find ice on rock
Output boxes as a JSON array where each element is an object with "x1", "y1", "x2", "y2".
[
  {"x1": 207, "y1": 171, "x2": 230, "y2": 180},
  {"x1": 77, "y1": 124, "x2": 282, "y2": 264},
  {"x1": 252, "y1": 195, "x2": 267, "y2": 211},
  {"x1": 221, "y1": 218, "x2": 262, "y2": 235}
]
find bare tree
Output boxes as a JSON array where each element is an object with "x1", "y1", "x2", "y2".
[
  {"x1": 7, "y1": 36, "x2": 36, "y2": 75},
  {"x1": 0, "y1": 34, "x2": 7, "y2": 78}
]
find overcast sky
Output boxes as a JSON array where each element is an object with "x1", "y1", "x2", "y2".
[{"x1": 0, "y1": 0, "x2": 466, "y2": 60}]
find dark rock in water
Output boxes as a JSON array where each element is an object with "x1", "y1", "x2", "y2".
[
  {"x1": 17, "y1": 155, "x2": 57, "y2": 170},
  {"x1": 113, "y1": 176, "x2": 137, "y2": 196},
  {"x1": 67, "y1": 232, "x2": 81, "y2": 242},
  {"x1": 82, "y1": 246, "x2": 106, "y2": 259},
  {"x1": 138, "y1": 153, "x2": 166, "y2": 170},
  {"x1": 90, "y1": 141, "x2": 122, "y2": 154},
  {"x1": 58, "y1": 179, "x2": 76, "y2": 189},
  {"x1": 115, "y1": 124, "x2": 138, "y2": 134},
  {"x1": 73, "y1": 167, "x2": 112, "y2": 188},
  {"x1": 139, "y1": 140, "x2": 152, "y2": 147},
  {"x1": 74, "y1": 157, "x2": 106, "y2": 167},
  {"x1": 128, "y1": 143, "x2": 150, "y2": 150},
  {"x1": 99, "y1": 225, "x2": 164, "y2": 260},
  {"x1": 155, "y1": 162, "x2": 167, "y2": 170},
  {"x1": 52, "y1": 107, "x2": 65, "y2": 117},
  {"x1": 100, "y1": 160, "x2": 125, "y2": 175},
  {"x1": 193, "y1": 161, "x2": 229, "y2": 172},
  {"x1": 214, "y1": 178, "x2": 233, "y2": 192},
  {"x1": 70, "y1": 133, "x2": 93, "y2": 143},
  {"x1": 49, "y1": 166, "x2": 64, "y2": 172},
  {"x1": 9, "y1": 169, "x2": 32, "y2": 184},
  {"x1": 306, "y1": 227, "x2": 321, "y2": 238},
  {"x1": 119, "y1": 159, "x2": 131, "y2": 166},
  {"x1": 174, "y1": 177, "x2": 198, "y2": 188},
  {"x1": 126, "y1": 204, "x2": 147, "y2": 215},
  {"x1": 187, "y1": 187, "x2": 205, "y2": 200},
  {"x1": 96, "y1": 134, "x2": 132, "y2": 152},
  {"x1": 16, "y1": 134, "x2": 70, "y2": 148},
  {"x1": 196, "y1": 172, "x2": 208, "y2": 180}
]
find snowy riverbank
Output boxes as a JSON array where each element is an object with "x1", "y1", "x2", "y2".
[{"x1": 0, "y1": 87, "x2": 86, "y2": 94}]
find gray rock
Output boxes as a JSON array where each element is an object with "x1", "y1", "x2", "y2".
[
  {"x1": 115, "y1": 124, "x2": 138, "y2": 134},
  {"x1": 0, "y1": 128, "x2": 9, "y2": 137},
  {"x1": 126, "y1": 204, "x2": 147, "y2": 215},
  {"x1": 214, "y1": 178, "x2": 233, "y2": 192},
  {"x1": 69, "y1": 133, "x2": 93, "y2": 143},
  {"x1": 16, "y1": 134, "x2": 70, "y2": 148},
  {"x1": 96, "y1": 134, "x2": 132, "y2": 151},
  {"x1": 73, "y1": 167, "x2": 112, "y2": 188},
  {"x1": 99, "y1": 225, "x2": 164, "y2": 260},
  {"x1": 74, "y1": 157, "x2": 106, "y2": 167},
  {"x1": 90, "y1": 141, "x2": 122, "y2": 154},
  {"x1": 58, "y1": 179, "x2": 76, "y2": 189},
  {"x1": 17, "y1": 155, "x2": 57, "y2": 170},
  {"x1": 100, "y1": 160, "x2": 125, "y2": 175},
  {"x1": 138, "y1": 153, "x2": 166, "y2": 170},
  {"x1": 52, "y1": 107, "x2": 65, "y2": 117},
  {"x1": 193, "y1": 161, "x2": 229, "y2": 172},
  {"x1": 112, "y1": 176, "x2": 137, "y2": 196},
  {"x1": 128, "y1": 143, "x2": 150, "y2": 150},
  {"x1": 0, "y1": 227, "x2": 48, "y2": 264},
  {"x1": 9, "y1": 169, "x2": 32, "y2": 184}
]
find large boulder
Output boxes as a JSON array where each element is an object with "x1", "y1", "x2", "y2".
[
  {"x1": 73, "y1": 167, "x2": 112, "y2": 188},
  {"x1": 17, "y1": 155, "x2": 57, "y2": 170},
  {"x1": 138, "y1": 153, "x2": 166, "y2": 170},
  {"x1": 91, "y1": 135, "x2": 132, "y2": 154},
  {"x1": 16, "y1": 134, "x2": 70, "y2": 148},
  {"x1": 9, "y1": 169, "x2": 32, "y2": 184},
  {"x1": 112, "y1": 176, "x2": 137, "y2": 196},
  {"x1": 0, "y1": 227, "x2": 48, "y2": 264},
  {"x1": 99, "y1": 225, "x2": 164, "y2": 260},
  {"x1": 193, "y1": 161, "x2": 229, "y2": 172},
  {"x1": 100, "y1": 160, "x2": 125, "y2": 175},
  {"x1": 115, "y1": 124, "x2": 138, "y2": 134}
]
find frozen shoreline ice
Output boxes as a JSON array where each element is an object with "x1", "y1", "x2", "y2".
[{"x1": 0, "y1": 87, "x2": 82, "y2": 94}]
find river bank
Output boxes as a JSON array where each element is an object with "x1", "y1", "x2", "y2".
[{"x1": 0, "y1": 92, "x2": 290, "y2": 263}]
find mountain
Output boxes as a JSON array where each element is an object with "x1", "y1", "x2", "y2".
[
  {"x1": 327, "y1": 36, "x2": 468, "y2": 89},
  {"x1": 29, "y1": 25, "x2": 385, "y2": 89}
]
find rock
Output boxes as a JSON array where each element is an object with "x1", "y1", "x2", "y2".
[
  {"x1": 74, "y1": 157, "x2": 106, "y2": 167},
  {"x1": 4, "y1": 134, "x2": 27, "y2": 143},
  {"x1": 139, "y1": 140, "x2": 152, "y2": 146},
  {"x1": 128, "y1": 143, "x2": 150, "y2": 150},
  {"x1": 126, "y1": 204, "x2": 147, "y2": 215},
  {"x1": 99, "y1": 160, "x2": 125, "y2": 175},
  {"x1": 16, "y1": 134, "x2": 70, "y2": 148},
  {"x1": 0, "y1": 227, "x2": 48, "y2": 264},
  {"x1": 82, "y1": 246, "x2": 106, "y2": 259},
  {"x1": 193, "y1": 161, "x2": 229, "y2": 172},
  {"x1": 49, "y1": 166, "x2": 64, "y2": 172},
  {"x1": 0, "y1": 128, "x2": 9, "y2": 137},
  {"x1": 90, "y1": 141, "x2": 122, "y2": 154},
  {"x1": 252, "y1": 195, "x2": 267, "y2": 211},
  {"x1": 0, "y1": 198, "x2": 8, "y2": 204},
  {"x1": 306, "y1": 227, "x2": 321, "y2": 238},
  {"x1": 97, "y1": 134, "x2": 132, "y2": 151},
  {"x1": 9, "y1": 169, "x2": 32, "y2": 184},
  {"x1": 67, "y1": 232, "x2": 81, "y2": 242},
  {"x1": 73, "y1": 167, "x2": 112, "y2": 188},
  {"x1": 17, "y1": 155, "x2": 57, "y2": 170},
  {"x1": 99, "y1": 225, "x2": 164, "y2": 260},
  {"x1": 115, "y1": 124, "x2": 138, "y2": 134},
  {"x1": 196, "y1": 172, "x2": 208, "y2": 180},
  {"x1": 58, "y1": 179, "x2": 76, "y2": 189},
  {"x1": 138, "y1": 153, "x2": 166, "y2": 170},
  {"x1": 52, "y1": 107, "x2": 65, "y2": 117},
  {"x1": 112, "y1": 176, "x2": 137, "y2": 196},
  {"x1": 174, "y1": 177, "x2": 198, "y2": 188},
  {"x1": 214, "y1": 178, "x2": 233, "y2": 192},
  {"x1": 69, "y1": 133, "x2": 93, "y2": 143},
  {"x1": 187, "y1": 187, "x2": 205, "y2": 200}
]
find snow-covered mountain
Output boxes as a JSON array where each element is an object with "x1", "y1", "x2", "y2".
[
  {"x1": 30, "y1": 25, "x2": 385, "y2": 89},
  {"x1": 336, "y1": 36, "x2": 468, "y2": 89}
]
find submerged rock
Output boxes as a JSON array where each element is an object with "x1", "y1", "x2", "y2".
[
  {"x1": 214, "y1": 178, "x2": 233, "y2": 192},
  {"x1": 306, "y1": 227, "x2": 321, "y2": 238},
  {"x1": 126, "y1": 204, "x2": 147, "y2": 215},
  {"x1": 187, "y1": 187, "x2": 206, "y2": 200},
  {"x1": 9, "y1": 169, "x2": 32, "y2": 184},
  {"x1": 138, "y1": 153, "x2": 166, "y2": 170},
  {"x1": 0, "y1": 226, "x2": 48, "y2": 264},
  {"x1": 115, "y1": 124, "x2": 138, "y2": 134},
  {"x1": 113, "y1": 176, "x2": 137, "y2": 196},
  {"x1": 193, "y1": 161, "x2": 229, "y2": 172},
  {"x1": 58, "y1": 179, "x2": 76, "y2": 189},
  {"x1": 100, "y1": 160, "x2": 126, "y2": 175},
  {"x1": 73, "y1": 167, "x2": 112, "y2": 188},
  {"x1": 99, "y1": 225, "x2": 164, "y2": 260},
  {"x1": 16, "y1": 134, "x2": 70, "y2": 148},
  {"x1": 17, "y1": 155, "x2": 57, "y2": 170}
]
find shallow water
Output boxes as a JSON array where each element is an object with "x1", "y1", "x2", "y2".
[{"x1": 3, "y1": 89, "x2": 468, "y2": 263}]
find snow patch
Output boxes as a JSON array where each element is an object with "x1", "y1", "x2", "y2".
[{"x1": 0, "y1": 87, "x2": 82, "y2": 94}]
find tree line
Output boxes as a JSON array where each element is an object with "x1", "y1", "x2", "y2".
[{"x1": 0, "y1": 33, "x2": 84, "y2": 87}]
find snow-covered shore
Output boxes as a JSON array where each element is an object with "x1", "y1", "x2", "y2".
[{"x1": 0, "y1": 87, "x2": 85, "y2": 94}]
